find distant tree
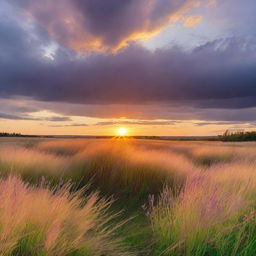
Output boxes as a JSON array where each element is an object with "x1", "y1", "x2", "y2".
[
  {"x1": 0, "y1": 132, "x2": 22, "y2": 137},
  {"x1": 219, "y1": 130, "x2": 256, "y2": 141}
]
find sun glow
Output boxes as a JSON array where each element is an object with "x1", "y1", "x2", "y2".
[{"x1": 117, "y1": 127, "x2": 128, "y2": 136}]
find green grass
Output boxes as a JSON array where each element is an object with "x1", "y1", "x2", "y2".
[{"x1": 1, "y1": 138, "x2": 256, "y2": 255}]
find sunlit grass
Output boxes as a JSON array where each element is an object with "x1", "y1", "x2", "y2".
[
  {"x1": 1, "y1": 138, "x2": 256, "y2": 255},
  {"x1": 0, "y1": 175, "x2": 132, "y2": 256},
  {"x1": 151, "y1": 163, "x2": 256, "y2": 256},
  {"x1": 0, "y1": 146, "x2": 70, "y2": 184}
]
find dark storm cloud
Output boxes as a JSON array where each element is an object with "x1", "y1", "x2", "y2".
[
  {"x1": 11, "y1": 0, "x2": 200, "y2": 51},
  {"x1": 1, "y1": 0, "x2": 256, "y2": 124},
  {"x1": 1, "y1": 25, "x2": 256, "y2": 108},
  {"x1": 192, "y1": 97, "x2": 256, "y2": 109},
  {"x1": 4, "y1": 99, "x2": 256, "y2": 122}
]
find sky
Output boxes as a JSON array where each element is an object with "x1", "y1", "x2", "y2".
[{"x1": 0, "y1": 0, "x2": 256, "y2": 136}]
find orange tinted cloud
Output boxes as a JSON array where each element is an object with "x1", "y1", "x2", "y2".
[
  {"x1": 183, "y1": 16, "x2": 202, "y2": 27},
  {"x1": 16, "y1": 0, "x2": 206, "y2": 52}
]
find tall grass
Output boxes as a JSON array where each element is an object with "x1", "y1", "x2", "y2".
[
  {"x1": 0, "y1": 146, "x2": 70, "y2": 184},
  {"x1": 0, "y1": 139, "x2": 191, "y2": 204},
  {"x1": 1, "y1": 138, "x2": 256, "y2": 255},
  {"x1": 151, "y1": 163, "x2": 256, "y2": 256},
  {"x1": 70, "y1": 142, "x2": 190, "y2": 201},
  {"x1": 37, "y1": 139, "x2": 100, "y2": 156},
  {"x1": 0, "y1": 175, "x2": 132, "y2": 256}
]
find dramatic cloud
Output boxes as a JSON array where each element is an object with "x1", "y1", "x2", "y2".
[
  {"x1": 3, "y1": 98, "x2": 256, "y2": 123},
  {"x1": 1, "y1": 0, "x2": 256, "y2": 126},
  {"x1": 0, "y1": 98, "x2": 48, "y2": 122},
  {"x1": 12, "y1": 0, "x2": 204, "y2": 52},
  {"x1": 1, "y1": 22, "x2": 256, "y2": 108}
]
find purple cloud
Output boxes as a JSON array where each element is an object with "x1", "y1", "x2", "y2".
[
  {"x1": 0, "y1": 113, "x2": 71, "y2": 122},
  {"x1": 11, "y1": 0, "x2": 202, "y2": 51},
  {"x1": 1, "y1": 0, "x2": 256, "y2": 124},
  {"x1": 1, "y1": 30, "x2": 256, "y2": 108}
]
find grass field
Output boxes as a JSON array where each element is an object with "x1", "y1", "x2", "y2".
[{"x1": 1, "y1": 137, "x2": 256, "y2": 255}]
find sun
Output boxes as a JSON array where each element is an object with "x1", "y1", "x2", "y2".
[{"x1": 117, "y1": 127, "x2": 128, "y2": 136}]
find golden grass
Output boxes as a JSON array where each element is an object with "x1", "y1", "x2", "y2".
[
  {"x1": 0, "y1": 175, "x2": 132, "y2": 256},
  {"x1": 0, "y1": 146, "x2": 69, "y2": 180},
  {"x1": 1, "y1": 138, "x2": 256, "y2": 255}
]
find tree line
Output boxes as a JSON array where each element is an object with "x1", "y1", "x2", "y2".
[
  {"x1": 219, "y1": 130, "x2": 256, "y2": 141},
  {"x1": 0, "y1": 132, "x2": 39, "y2": 137}
]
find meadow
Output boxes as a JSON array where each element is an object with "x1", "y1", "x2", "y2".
[{"x1": 0, "y1": 137, "x2": 256, "y2": 255}]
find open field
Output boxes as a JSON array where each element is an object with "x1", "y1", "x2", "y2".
[{"x1": 1, "y1": 138, "x2": 256, "y2": 255}]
